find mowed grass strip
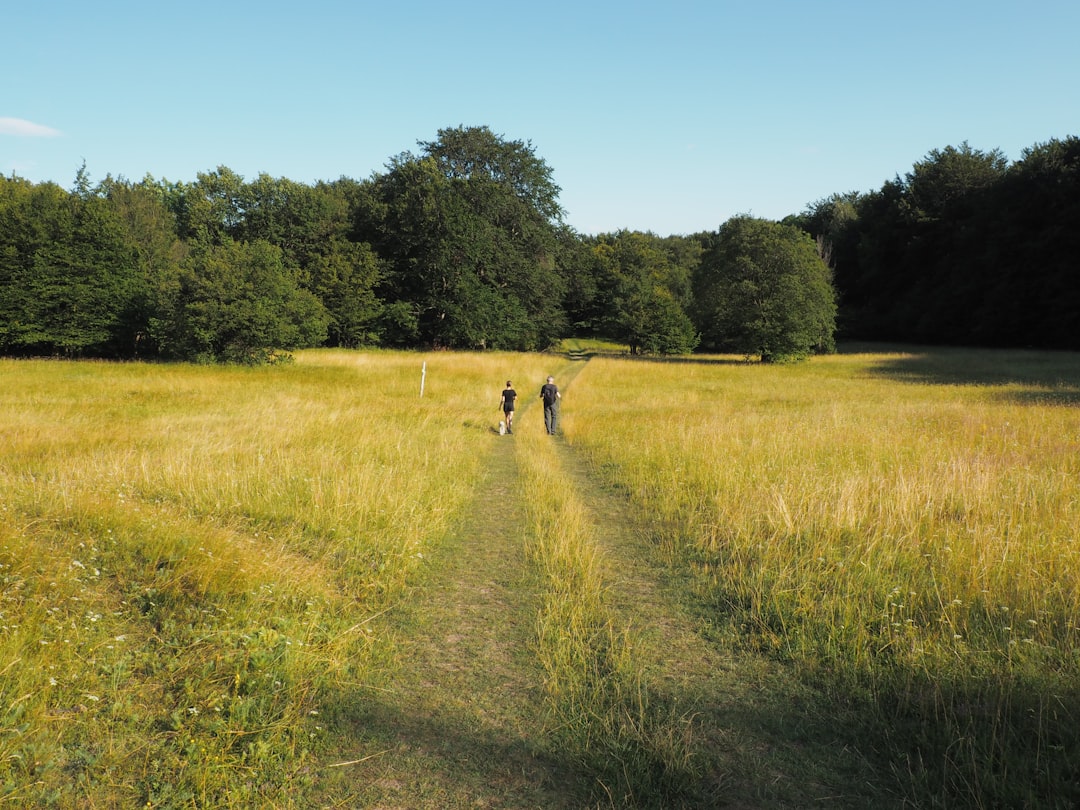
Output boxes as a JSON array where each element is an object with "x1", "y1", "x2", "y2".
[
  {"x1": 515, "y1": 394, "x2": 698, "y2": 808},
  {"x1": 0, "y1": 350, "x2": 520, "y2": 808},
  {"x1": 559, "y1": 347, "x2": 1080, "y2": 808}
]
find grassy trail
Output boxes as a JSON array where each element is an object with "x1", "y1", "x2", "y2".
[
  {"x1": 320, "y1": 370, "x2": 594, "y2": 808},
  {"x1": 546, "y1": 419, "x2": 888, "y2": 808},
  {"x1": 321, "y1": 358, "x2": 886, "y2": 808}
]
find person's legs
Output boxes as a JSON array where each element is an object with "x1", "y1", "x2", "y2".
[
  {"x1": 544, "y1": 405, "x2": 557, "y2": 434},
  {"x1": 506, "y1": 409, "x2": 514, "y2": 433}
]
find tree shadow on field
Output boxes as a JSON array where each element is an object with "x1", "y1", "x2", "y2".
[
  {"x1": 588, "y1": 352, "x2": 752, "y2": 367},
  {"x1": 861, "y1": 345, "x2": 1080, "y2": 406},
  {"x1": 318, "y1": 692, "x2": 595, "y2": 808}
]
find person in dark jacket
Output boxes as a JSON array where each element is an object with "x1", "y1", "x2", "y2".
[{"x1": 539, "y1": 375, "x2": 560, "y2": 435}]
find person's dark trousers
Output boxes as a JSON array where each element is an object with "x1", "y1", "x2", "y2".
[{"x1": 544, "y1": 404, "x2": 558, "y2": 434}]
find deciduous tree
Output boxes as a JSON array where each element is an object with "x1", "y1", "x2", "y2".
[
  {"x1": 693, "y1": 216, "x2": 836, "y2": 362},
  {"x1": 151, "y1": 238, "x2": 328, "y2": 363},
  {"x1": 361, "y1": 126, "x2": 567, "y2": 349}
]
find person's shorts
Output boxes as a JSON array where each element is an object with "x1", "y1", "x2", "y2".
[{"x1": 503, "y1": 406, "x2": 515, "y2": 414}]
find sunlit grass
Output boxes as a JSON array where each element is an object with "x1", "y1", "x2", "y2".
[
  {"x1": 0, "y1": 350, "x2": 513, "y2": 807},
  {"x1": 560, "y1": 347, "x2": 1080, "y2": 807},
  {"x1": 515, "y1": 422, "x2": 696, "y2": 806},
  {"x1": 552, "y1": 336, "x2": 628, "y2": 355},
  {"x1": 6, "y1": 346, "x2": 1078, "y2": 807}
]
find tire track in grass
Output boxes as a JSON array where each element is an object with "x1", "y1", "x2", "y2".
[
  {"x1": 326, "y1": 396, "x2": 595, "y2": 809},
  {"x1": 323, "y1": 355, "x2": 887, "y2": 808},
  {"x1": 547, "y1": 368, "x2": 891, "y2": 808}
]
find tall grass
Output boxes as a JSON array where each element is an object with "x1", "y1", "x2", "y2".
[
  {"x1": 0, "y1": 350, "x2": 511, "y2": 807},
  {"x1": 515, "y1": 421, "x2": 697, "y2": 807},
  {"x1": 560, "y1": 347, "x2": 1080, "y2": 807}
]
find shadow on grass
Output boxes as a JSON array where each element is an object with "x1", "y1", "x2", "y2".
[
  {"x1": 827, "y1": 668, "x2": 1080, "y2": 808},
  {"x1": 569, "y1": 351, "x2": 751, "y2": 367},
  {"x1": 860, "y1": 345, "x2": 1080, "y2": 405},
  {"x1": 321, "y1": 693, "x2": 596, "y2": 809}
]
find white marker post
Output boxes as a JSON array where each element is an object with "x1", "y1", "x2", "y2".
[{"x1": 420, "y1": 361, "x2": 426, "y2": 397}]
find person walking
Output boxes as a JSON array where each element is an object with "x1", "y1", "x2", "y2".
[
  {"x1": 500, "y1": 380, "x2": 517, "y2": 434},
  {"x1": 539, "y1": 375, "x2": 561, "y2": 435}
]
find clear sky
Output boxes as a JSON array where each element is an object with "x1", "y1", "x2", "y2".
[{"x1": 4, "y1": 0, "x2": 1078, "y2": 236}]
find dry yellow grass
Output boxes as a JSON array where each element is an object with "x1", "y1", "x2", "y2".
[
  {"x1": 559, "y1": 347, "x2": 1080, "y2": 805},
  {"x1": 0, "y1": 350, "x2": 541, "y2": 807},
  {"x1": 3, "y1": 346, "x2": 1076, "y2": 807}
]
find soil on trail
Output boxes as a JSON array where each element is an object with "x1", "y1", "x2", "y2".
[{"x1": 326, "y1": 358, "x2": 889, "y2": 809}]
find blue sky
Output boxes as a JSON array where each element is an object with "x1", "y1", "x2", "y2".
[{"x1": 4, "y1": 0, "x2": 1078, "y2": 235}]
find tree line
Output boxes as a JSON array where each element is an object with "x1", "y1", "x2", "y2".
[
  {"x1": 1, "y1": 126, "x2": 1075, "y2": 363},
  {"x1": 788, "y1": 137, "x2": 1080, "y2": 350}
]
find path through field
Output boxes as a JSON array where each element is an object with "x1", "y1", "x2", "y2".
[{"x1": 322, "y1": 359, "x2": 887, "y2": 809}]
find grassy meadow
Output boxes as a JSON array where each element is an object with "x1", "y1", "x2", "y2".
[
  {"x1": 0, "y1": 350, "x2": 552, "y2": 807},
  {"x1": 516, "y1": 412, "x2": 698, "y2": 805},
  {"x1": 1, "y1": 345, "x2": 1078, "y2": 807},
  {"x1": 560, "y1": 346, "x2": 1080, "y2": 807}
]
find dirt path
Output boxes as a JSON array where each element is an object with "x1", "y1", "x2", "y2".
[{"x1": 327, "y1": 357, "x2": 887, "y2": 809}]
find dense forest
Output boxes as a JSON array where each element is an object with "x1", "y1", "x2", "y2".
[
  {"x1": 1, "y1": 126, "x2": 1077, "y2": 362},
  {"x1": 788, "y1": 137, "x2": 1080, "y2": 350}
]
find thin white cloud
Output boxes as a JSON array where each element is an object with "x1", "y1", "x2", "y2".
[{"x1": 0, "y1": 117, "x2": 62, "y2": 137}]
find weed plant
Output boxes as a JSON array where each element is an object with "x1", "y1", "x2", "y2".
[
  {"x1": 0, "y1": 350, "x2": 509, "y2": 807},
  {"x1": 560, "y1": 347, "x2": 1080, "y2": 808}
]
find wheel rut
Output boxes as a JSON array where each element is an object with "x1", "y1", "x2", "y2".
[
  {"x1": 335, "y1": 379, "x2": 593, "y2": 809},
  {"x1": 332, "y1": 356, "x2": 881, "y2": 808}
]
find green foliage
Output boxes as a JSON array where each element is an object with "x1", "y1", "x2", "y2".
[
  {"x1": 801, "y1": 138, "x2": 1080, "y2": 349},
  {"x1": 584, "y1": 230, "x2": 700, "y2": 354},
  {"x1": 693, "y1": 216, "x2": 837, "y2": 362},
  {"x1": 624, "y1": 287, "x2": 699, "y2": 355},
  {"x1": 99, "y1": 176, "x2": 187, "y2": 355},
  {"x1": 308, "y1": 239, "x2": 383, "y2": 347},
  {"x1": 0, "y1": 174, "x2": 144, "y2": 356},
  {"x1": 4, "y1": 129, "x2": 1079, "y2": 360},
  {"x1": 362, "y1": 126, "x2": 568, "y2": 350},
  {"x1": 151, "y1": 238, "x2": 328, "y2": 363}
]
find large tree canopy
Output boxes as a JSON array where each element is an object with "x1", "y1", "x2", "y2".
[
  {"x1": 0, "y1": 175, "x2": 144, "y2": 356},
  {"x1": 359, "y1": 126, "x2": 567, "y2": 349},
  {"x1": 150, "y1": 238, "x2": 328, "y2": 364},
  {"x1": 693, "y1": 216, "x2": 837, "y2": 362},
  {"x1": 583, "y1": 230, "x2": 699, "y2": 354},
  {"x1": 793, "y1": 137, "x2": 1080, "y2": 349}
]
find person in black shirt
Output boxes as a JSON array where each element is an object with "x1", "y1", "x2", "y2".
[
  {"x1": 539, "y1": 375, "x2": 560, "y2": 435},
  {"x1": 500, "y1": 381, "x2": 517, "y2": 434}
]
